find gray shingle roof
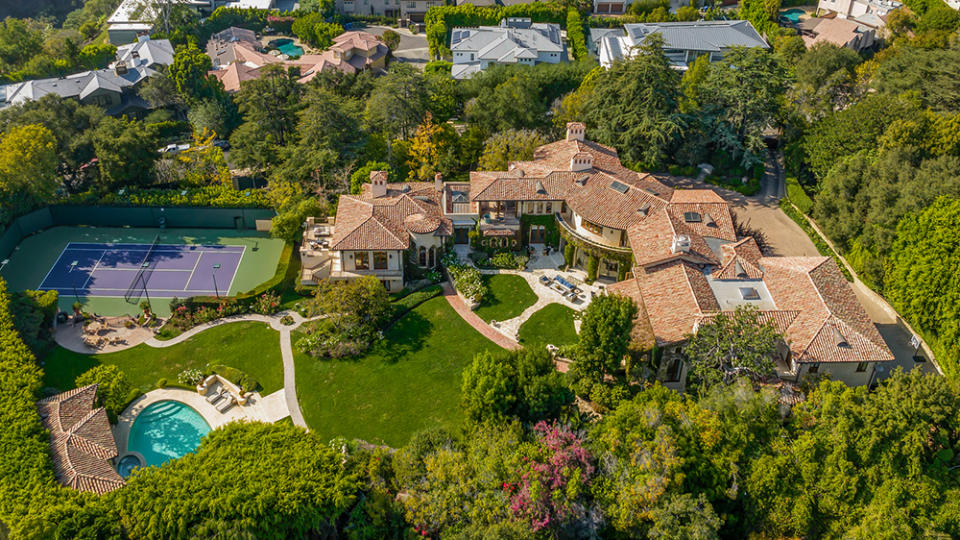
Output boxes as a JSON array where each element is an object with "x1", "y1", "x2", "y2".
[{"x1": 624, "y1": 20, "x2": 769, "y2": 52}]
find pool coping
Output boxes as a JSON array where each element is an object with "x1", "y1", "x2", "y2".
[{"x1": 114, "y1": 388, "x2": 253, "y2": 457}]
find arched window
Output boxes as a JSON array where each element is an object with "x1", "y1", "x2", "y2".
[
  {"x1": 418, "y1": 246, "x2": 427, "y2": 266},
  {"x1": 428, "y1": 247, "x2": 435, "y2": 267}
]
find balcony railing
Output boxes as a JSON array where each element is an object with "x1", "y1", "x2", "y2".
[{"x1": 555, "y1": 213, "x2": 632, "y2": 255}]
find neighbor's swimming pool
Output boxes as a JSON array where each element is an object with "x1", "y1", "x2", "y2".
[
  {"x1": 127, "y1": 400, "x2": 211, "y2": 468},
  {"x1": 780, "y1": 8, "x2": 805, "y2": 23}
]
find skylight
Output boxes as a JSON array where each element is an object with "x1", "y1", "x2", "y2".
[
  {"x1": 739, "y1": 287, "x2": 760, "y2": 300},
  {"x1": 609, "y1": 181, "x2": 629, "y2": 194},
  {"x1": 684, "y1": 211, "x2": 702, "y2": 223}
]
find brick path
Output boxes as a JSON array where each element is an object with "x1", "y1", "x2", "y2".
[{"x1": 442, "y1": 281, "x2": 521, "y2": 351}]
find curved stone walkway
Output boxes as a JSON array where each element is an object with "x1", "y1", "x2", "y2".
[{"x1": 442, "y1": 281, "x2": 520, "y2": 350}]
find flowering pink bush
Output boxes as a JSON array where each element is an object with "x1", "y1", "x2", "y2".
[{"x1": 507, "y1": 421, "x2": 596, "y2": 533}]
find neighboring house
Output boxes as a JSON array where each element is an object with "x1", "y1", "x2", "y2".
[
  {"x1": 300, "y1": 172, "x2": 451, "y2": 292},
  {"x1": 589, "y1": 27, "x2": 624, "y2": 56},
  {"x1": 0, "y1": 37, "x2": 174, "y2": 116},
  {"x1": 36, "y1": 384, "x2": 124, "y2": 495},
  {"x1": 450, "y1": 18, "x2": 565, "y2": 79},
  {"x1": 107, "y1": 0, "x2": 212, "y2": 44},
  {"x1": 816, "y1": 0, "x2": 901, "y2": 29},
  {"x1": 208, "y1": 30, "x2": 388, "y2": 92},
  {"x1": 335, "y1": 0, "x2": 443, "y2": 21},
  {"x1": 207, "y1": 26, "x2": 263, "y2": 67},
  {"x1": 801, "y1": 17, "x2": 876, "y2": 50},
  {"x1": 599, "y1": 20, "x2": 769, "y2": 69}
]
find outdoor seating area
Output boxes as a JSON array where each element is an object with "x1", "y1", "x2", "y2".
[
  {"x1": 197, "y1": 374, "x2": 249, "y2": 414},
  {"x1": 80, "y1": 317, "x2": 135, "y2": 350},
  {"x1": 540, "y1": 274, "x2": 586, "y2": 304}
]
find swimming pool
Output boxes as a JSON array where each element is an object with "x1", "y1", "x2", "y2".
[
  {"x1": 127, "y1": 400, "x2": 211, "y2": 467},
  {"x1": 780, "y1": 8, "x2": 805, "y2": 23},
  {"x1": 272, "y1": 38, "x2": 304, "y2": 58}
]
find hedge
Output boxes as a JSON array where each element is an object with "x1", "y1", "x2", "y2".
[
  {"x1": 425, "y1": 4, "x2": 569, "y2": 58},
  {"x1": 566, "y1": 10, "x2": 588, "y2": 60},
  {"x1": 66, "y1": 184, "x2": 272, "y2": 209},
  {"x1": 0, "y1": 279, "x2": 73, "y2": 536},
  {"x1": 210, "y1": 364, "x2": 260, "y2": 393}
]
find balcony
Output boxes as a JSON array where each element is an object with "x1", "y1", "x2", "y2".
[{"x1": 555, "y1": 212, "x2": 632, "y2": 255}]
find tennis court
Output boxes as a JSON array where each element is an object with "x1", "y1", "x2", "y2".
[{"x1": 38, "y1": 240, "x2": 244, "y2": 300}]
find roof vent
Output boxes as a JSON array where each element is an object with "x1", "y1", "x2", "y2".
[
  {"x1": 637, "y1": 203, "x2": 651, "y2": 216},
  {"x1": 535, "y1": 181, "x2": 546, "y2": 194},
  {"x1": 738, "y1": 287, "x2": 760, "y2": 300},
  {"x1": 704, "y1": 213, "x2": 716, "y2": 227},
  {"x1": 401, "y1": 185, "x2": 411, "y2": 193},
  {"x1": 734, "y1": 261, "x2": 747, "y2": 279},
  {"x1": 574, "y1": 175, "x2": 588, "y2": 186}
]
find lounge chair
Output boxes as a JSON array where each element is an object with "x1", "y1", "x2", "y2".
[
  {"x1": 216, "y1": 395, "x2": 235, "y2": 413},
  {"x1": 205, "y1": 387, "x2": 225, "y2": 404}
]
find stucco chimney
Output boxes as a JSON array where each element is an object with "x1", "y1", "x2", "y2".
[
  {"x1": 569, "y1": 151, "x2": 593, "y2": 172},
  {"x1": 566, "y1": 122, "x2": 585, "y2": 142},
  {"x1": 370, "y1": 170, "x2": 388, "y2": 198},
  {"x1": 434, "y1": 172, "x2": 443, "y2": 192},
  {"x1": 672, "y1": 234, "x2": 691, "y2": 254}
]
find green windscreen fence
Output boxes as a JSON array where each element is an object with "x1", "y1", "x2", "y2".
[{"x1": 0, "y1": 205, "x2": 275, "y2": 262}]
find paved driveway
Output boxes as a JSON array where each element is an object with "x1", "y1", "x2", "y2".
[{"x1": 366, "y1": 25, "x2": 430, "y2": 69}]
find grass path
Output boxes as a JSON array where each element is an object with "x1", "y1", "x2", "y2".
[
  {"x1": 294, "y1": 295, "x2": 497, "y2": 447},
  {"x1": 42, "y1": 321, "x2": 284, "y2": 395}
]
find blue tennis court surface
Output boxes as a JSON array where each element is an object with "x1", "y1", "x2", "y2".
[{"x1": 39, "y1": 242, "x2": 244, "y2": 299}]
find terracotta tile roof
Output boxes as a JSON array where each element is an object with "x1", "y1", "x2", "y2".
[
  {"x1": 698, "y1": 309, "x2": 800, "y2": 336},
  {"x1": 624, "y1": 259, "x2": 719, "y2": 345},
  {"x1": 760, "y1": 257, "x2": 893, "y2": 364},
  {"x1": 209, "y1": 61, "x2": 262, "y2": 93},
  {"x1": 36, "y1": 385, "x2": 124, "y2": 495},
  {"x1": 628, "y1": 193, "x2": 736, "y2": 268},
  {"x1": 716, "y1": 237, "x2": 764, "y2": 280},
  {"x1": 330, "y1": 182, "x2": 451, "y2": 251}
]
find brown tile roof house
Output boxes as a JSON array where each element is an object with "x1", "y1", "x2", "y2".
[
  {"x1": 36, "y1": 384, "x2": 124, "y2": 495},
  {"x1": 330, "y1": 173, "x2": 452, "y2": 251},
  {"x1": 609, "y1": 189, "x2": 893, "y2": 369},
  {"x1": 208, "y1": 31, "x2": 388, "y2": 92}
]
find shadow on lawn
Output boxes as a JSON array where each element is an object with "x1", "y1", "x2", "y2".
[{"x1": 371, "y1": 311, "x2": 430, "y2": 364}]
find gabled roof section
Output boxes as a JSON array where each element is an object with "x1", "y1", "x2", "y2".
[
  {"x1": 760, "y1": 257, "x2": 893, "y2": 364},
  {"x1": 716, "y1": 237, "x2": 764, "y2": 280},
  {"x1": 624, "y1": 20, "x2": 769, "y2": 52},
  {"x1": 621, "y1": 260, "x2": 719, "y2": 345}
]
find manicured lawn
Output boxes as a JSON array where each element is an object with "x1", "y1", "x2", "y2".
[
  {"x1": 474, "y1": 273, "x2": 538, "y2": 323},
  {"x1": 518, "y1": 303, "x2": 579, "y2": 349},
  {"x1": 42, "y1": 322, "x2": 284, "y2": 396},
  {"x1": 294, "y1": 295, "x2": 498, "y2": 447}
]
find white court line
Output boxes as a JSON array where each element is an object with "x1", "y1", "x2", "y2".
[
  {"x1": 37, "y1": 244, "x2": 78, "y2": 289},
  {"x1": 80, "y1": 249, "x2": 108, "y2": 289},
  {"x1": 224, "y1": 246, "x2": 246, "y2": 295},
  {"x1": 185, "y1": 250, "x2": 203, "y2": 291}
]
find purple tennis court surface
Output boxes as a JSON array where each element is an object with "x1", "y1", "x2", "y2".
[{"x1": 39, "y1": 242, "x2": 245, "y2": 298}]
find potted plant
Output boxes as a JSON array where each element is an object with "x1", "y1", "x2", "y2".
[{"x1": 72, "y1": 301, "x2": 83, "y2": 319}]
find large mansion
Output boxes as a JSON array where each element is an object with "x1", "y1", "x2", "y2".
[{"x1": 301, "y1": 123, "x2": 893, "y2": 387}]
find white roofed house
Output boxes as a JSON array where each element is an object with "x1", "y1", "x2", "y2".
[
  {"x1": 599, "y1": 20, "x2": 769, "y2": 69},
  {"x1": 0, "y1": 37, "x2": 174, "y2": 117},
  {"x1": 450, "y1": 18, "x2": 566, "y2": 79}
]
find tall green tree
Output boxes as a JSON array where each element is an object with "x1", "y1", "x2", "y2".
[
  {"x1": 364, "y1": 64, "x2": 428, "y2": 141},
  {"x1": 169, "y1": 42, "x2": 222, "y2": 102},
  {"x1": 0, "y1": 124, "x2": 59, "y2": 204},
  {"x1": 683, "y1": 306, "x2": 780, "y2": 389},
  {"x1": 235, "y1": 63, "x2": 303, "y2": 147},
  {"x1": 477, "y1": 129, "x2": 549, "y2": 171},
  {"x1": 697, "y1": 46, "x2": 789, "y2": 168},
  {"x1": 571, "y1": 294, "x2": 636, "y2": 402},
  {"x1": 91, "y1": 117, "x2": 158, "y2": 189},
  {"x1": 583, "y1": 35, "x2": 684, "y2": 167}
]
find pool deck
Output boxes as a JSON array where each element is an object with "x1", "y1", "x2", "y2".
[{"x1": 114, "y1": 387, "x2": 290, "y2": 456}]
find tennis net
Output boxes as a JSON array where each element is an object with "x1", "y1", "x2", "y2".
[{"x1": 123, "y1": 234, "x2": 161, "y2": 303}]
